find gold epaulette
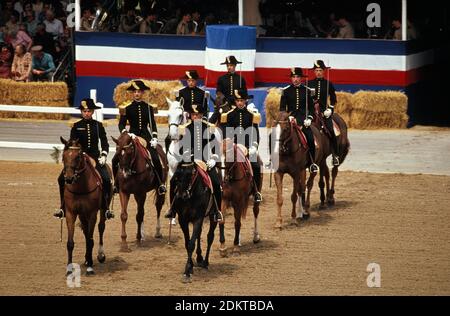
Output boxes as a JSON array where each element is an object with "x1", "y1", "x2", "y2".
[
  {"x1": 178, "y1": 121, "x2": 191, "y2": 136},
  {"x1": 68, "y1": 119, "x2": 82, "y2": 128},
  {"x1": 202, "y1": 120, "x2": 215, "y2": 129},
  {"x1": 220, "y1": 108, "x2": 234, "y2": 124},
  {"x1": 118, "y1": 100, "x2": 132, "y2": 115},
  {"x1": 252, "y1": 112, "x2": 261, "y2": 124}
]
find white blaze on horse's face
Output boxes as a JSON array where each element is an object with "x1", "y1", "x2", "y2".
[{"x1": 167, "y1": 97, "x2": 184, "y2": 140}]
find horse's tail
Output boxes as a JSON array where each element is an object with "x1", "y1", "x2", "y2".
[{"x1": 332, "y1": 113, "x2": 351, "y2": 165}]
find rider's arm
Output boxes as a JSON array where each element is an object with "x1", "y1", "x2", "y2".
[
  {"x1": 118, "y1": 112, "x2": 127, "y2": 133},
  {"x1": 98, "y1": 122, "x2": 109, "y2": 155},
  {"x1": 149, "y1": 106, "x2": 158, "y2": 138},
  {"x1": 329, "y1": 82, "x2": 337, "y2": 110}
]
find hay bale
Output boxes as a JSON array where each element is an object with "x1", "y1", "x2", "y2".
[
  {"x1": 0, "y1": 79, "x2": 69, "y2": 120},
  {"x1": 335, "y1": 91, "x2": 353, "y2": 127},
  {"x1": 351, "y1": 91, "x2": 408, "y2": 129},
  {"x1": 113, "y1": 79, "x2": 183, "y2": 125},
  {"x1": 264, "y1": 87, "x2": 282, "y2": 127}
]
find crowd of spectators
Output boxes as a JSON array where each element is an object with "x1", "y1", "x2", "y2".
[
  {"x1": 0, "y1": 0, "x2": 72, "y2": 82},
  {"x1": 77, "y1": 0, "x2": 446, "y2": 41}
]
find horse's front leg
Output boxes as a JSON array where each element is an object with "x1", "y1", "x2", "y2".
[
  {"x1": 298, "y1": 169, "x2": 309, "y2": 219},
  {"x1": 119, "y1": 191, "x2": 131, "y2": 252},
  {"x1": 134, "y1": 193, "x2": 146, "y2": 243},
  {"x1": 305, "y1": 167, "x2": 317, "y2": 210},
  {"x1": 97, "y1": 206, "x2": 106, "y2": 263},
  {"x1": 65, "y1": 207, "x2": 77, "y2": 276},
  {"x1": 252, "y1": 199, "x2": 261, "y2": 244},
  {"x1": 202, "y1": 216, "x2": 218, "y2": 269},
  {"x1": 83, "y1": 212, "x2": 97, "y2": 276},
  {"x1": 154, "y1": 188, "x2": 165, "y2": 239},
  {"x1": 328, "y1": 165, "x2": 338, "y2": 205},
  {"x1": 232, "y1": 205, "x2": 242, "y2": 255},
  {"x1": 219, "y1": 198, "x2": 227, "y2": 257},
  {"x1": 274, "y1": 172, "x2": 284, "y2": 229}
]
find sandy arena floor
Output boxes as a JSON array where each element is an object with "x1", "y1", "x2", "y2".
[{"x1": 0, "y1": 161, "x2": 449, "y2": 295}]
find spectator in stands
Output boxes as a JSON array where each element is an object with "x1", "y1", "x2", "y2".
[
  {"x1": 80, "y1": 8, "x2": 95, "y2": 32},
  {"x1": 0, "y1": 43, "x2": 13, "y2": 78},
  {"x1": 190, "y1": 10, "x2": 204, "y2": 35},
  {"x1": 33, "y1": 0, "x2": 45, "y2": 17},
  {"x1": 176, "y1": 12, "x2": 191, "y2": 35},
  {"x1": 139, "y1": 9, "x2": 161, "y2": 34},
  {"x1": 31, "y1": 44, "x2": 55, "y2": 81},
  {"x1": 386, "y1": 18, "x2": 417, "y2": 40},
  {"x1": 335, "y1": 14, "x2": 354, "y2": 38},
  {"x1": 11, "y1": 43, "x2": 32, "y2": 81},
  {"x1": 1, "y1": 1, "x2": 19, "y2": 27},
  {"x1": 38, "y1": 2, "x2": 51, "y2": 22},
  {"x1": 43, "y1": 10, "x2": 64, "y2": 40},
  {"x1": 10, "y1": 24, "x2": 33, "y2": 52},
  {"x1": 24, "y1": 9, "x2": 38, "y2": 36},
  {"x1": 33, "y1": 23, "x2": 56, "y2": 57},
  {"x1": 118, "y1": 7, "x2": 142, "y2": 33},
  {"x1": 6, "y1": 13, "x2": 20, "y2": 36},
  {"x1": 14, "y1": 1, "x2": 25, "y2": 22},
  {"x1": 20, "y1": 2, "x2": 34, "y2": 23}
]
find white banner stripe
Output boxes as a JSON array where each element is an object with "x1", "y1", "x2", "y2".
[
  {"x1": 76, "y1": 46, "x2": 205, "y2": 66},
  {"x1": 204, "y1": 48, "x2": 256, "y2": 72}
]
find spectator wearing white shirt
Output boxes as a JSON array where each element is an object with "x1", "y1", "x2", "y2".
[{"x1": 43, "y1": 10, "x2": 63, "y2": 40}]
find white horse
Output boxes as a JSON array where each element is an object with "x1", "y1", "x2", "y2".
[{"x1": 166, "y1": 97, "x2": 188, "y2": 178}]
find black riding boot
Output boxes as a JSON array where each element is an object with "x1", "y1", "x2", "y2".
[
  {"x1": 304, "y1": 127, "x2": 319, "y2": 173},
  {"x1": 97, "y1": 164, "x2": 114, "y2": 219},
  {"x1": 111, "y1": 152, "x2": 120, "y2": 193},
  {"x1": 165, "y1": 176, "x2": 178, "y2": 219},
  {"x1": 325, "y1": 117, "x2": 339, "y2": 166},
  {"x1": 149, "y1": 147, "x2": 166, "y2": 195},
  {"x1": 251, "y1": 162, "x2": 263, "y2": 202},
  {"x1": 54, "y1": 171, "x2": 65, "y2": 218},
  {"x1": 208, "y1": 167, "x2": 223, "y2": 222}
]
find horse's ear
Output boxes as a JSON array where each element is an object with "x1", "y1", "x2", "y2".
[
  {"x1": 111, "y1": 136, "x2": 119, "y2": 145},
  {"x1": 60, "y1": 136, "x2": 68, "y2": 146},
  {"x1": 165, "y1": 97, "x2": 172, "y2": 106}
]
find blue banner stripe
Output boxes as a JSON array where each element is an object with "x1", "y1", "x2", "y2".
[
  {"x1": 256, "y1": 38, "x2": 408, "y2": 55},
  {"x1": 75, "y1": 31, "x2": 206, "y2": 50},
  {"x1": 206, "y1": 25, "x2": 256, "y2": 50}
]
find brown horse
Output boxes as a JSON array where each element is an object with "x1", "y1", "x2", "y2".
[
  {"x1": 112, "y1": 132, "x2": 168, "y2": 251},
  {"x1": 311, "y1": 110, "x2": 351, "y2": 208},
  {"x1": 272, "y1": 112, "x2": 328, "y2": 228},
  {"x1": 218, "y1": 138, "x2": 263, "y2": 256},
  {"x1": 60, "y1": 137, "x2": 110, "y2": 275},
  {"x1": 209, "y1": 91, "x2": 233, "y2": 126}
]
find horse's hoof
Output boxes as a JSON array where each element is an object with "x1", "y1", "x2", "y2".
[
  {"x1": 304, "y1": 203, "x2": 310, "y2": 210},
  {"x1": 232, "y1": 247, "x2": 241, "y2": 256},
  {"x1": 182, "y1": 275, "x2": 192, "y2": 283},
  {"x1": 219, "y1": 247, "x2": 228, "y2": 258},
  {"x1": 253, "y1": 236, "x2": 261, "y2": 244},
  {"x1": 120, "y1": 246, "x2": 131, "y2": 253},
  {"x1": 86, "y1": 267, "x2": 95, "y2": 276},
  {"x1": 154, "y1": 233, "x2": 163, "y2": 239},
  {"x1": 327, "y1": 199, "x2": 335, "y2": 206},
  {"x1": 319, "y1": 204, "x2": 327, "y2": 210},
  {"x1": 303, "y1": 212, "x2": 311, "y2": 220},
  {"x1": 290, "y1": 218, "x2": 299, "y2": 226},
  {"x1": 97, "y1": 253, "x2": 106, "y2": 263},
  {"x1": 274, "y1": 221, "x2": 282, "y2": 230}
]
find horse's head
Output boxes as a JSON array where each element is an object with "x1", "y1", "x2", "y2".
[
  {"x1": 112, "y1": 132, "x2": 135, "y2": 177},
  {"x1": 166, "y1": 97, "x2": 185, "y2": 140},
  {"x1": 60, "y1": 137, "x2": 85, "y2": 184},
  {"x1": 174, "y1": 160, "x2": 196, "y2": 200},
  {"x1": 273, "y1": 111, "x2": 293, "y2": 154},
  {"x1": 213, "y1": 91, "x2": 232, "y2": 116}
]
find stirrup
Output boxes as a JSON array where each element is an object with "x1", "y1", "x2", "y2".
[
  {"x1": 105, "y1": 209, "x2": 115, "y2": 220},
  {"x1": 310, "y1": 163, "x2": 319, "y2": 173},
  {"x1": 164, "y1": 208, "x2": 175, "y2": 219},
  {"x1": 53, "y1": 208, "x2": 64, "y2": 219},
  {"x1": 157, "y1": 184, "x2": 167, "y2": 195},
  {"x1": 214, "y1": 210, "x2": 224, "y2": 223},
  {"x1": 332, "y1": 156, "x2": 340, "y2": 166},
  {"x1": 254, "y1": 192, "x2": 263, "y2": 203}
]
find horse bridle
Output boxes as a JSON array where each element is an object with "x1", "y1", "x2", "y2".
[
  {"x1": 275, "y1": 119, "x2": 301, "y2": 155},
  {"x1": 63, "y1": 146, "x2": 87, "y2": 183}
]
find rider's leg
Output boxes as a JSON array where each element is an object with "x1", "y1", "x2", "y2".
[
  {"x1": 96, "y1": 164, "x2": 114, "y2": 219},
  {"x1": 304, "y1": 127, "x2": 319, "y2": 173},
  {"x1": 111, "y1": 152, "x2": 119, "y2": 193},
  {"x1": 164, "y1": 174, "x2": 178, "y2": 219},
  {"x1": 148, "y1": 147, "x2": 167, "y2": 194},
  {"x1": 326, "y1": 116, "x2": 340, "y2": 166},
  {"x1": 250, "y1": 161, "x2": 263, "y2": 202},
  {"x1": 54, "y1": 170, "x2": 65, "y2": 218},
  {"x1": 208, "y1": 167, "x2": 223, "y2": 222}
]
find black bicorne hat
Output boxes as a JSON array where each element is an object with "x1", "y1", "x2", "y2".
[
  {"x1": 78, "y1": 98, "x2": 101, "y2": 110},
  {"x1": 220, "y1": 55, "x2": 242, "y2": 65}
]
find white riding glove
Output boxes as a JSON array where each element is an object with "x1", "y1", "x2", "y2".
[
  {"x1": 150, "y1": 138, "x2": 158, "y2": 148},
  {"x1": 128, "y1": 133, "x2": 137, "y2": 139},
  {"x1": 303, "y1": 118, "x2": 312, "y2": 127},
  {"x1": 324, "y1": 108, "x2": 332, "y2": 118},
  {"x1": 249, "y1": 146, "x2": 258, "y2": 156},
  {"x1": 288, "y1": 116, "x2": 295, "y2": 122},
  {"x1": 206, "y1": 159, "x2": 216, "y2": 169},
  {"x1": 98, "y1": 152, "x2": 107, "y2": 166}
]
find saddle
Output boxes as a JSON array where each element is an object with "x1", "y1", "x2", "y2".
[
  {"x1": 235, "y1": 144, "x2": 253, "y2": 177},
  {"x1": 133, "y1": 136, "x2": 151, "y2": 161},
  {"x1": 85, "y1": 154, "x2": 103, "y2": 189},
  {"x1": 291, "y1": 120, "x2": 309, "y2": 149},
  {"x1": 193, "y1": 160, "x2": 213, "y2": 191}
]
